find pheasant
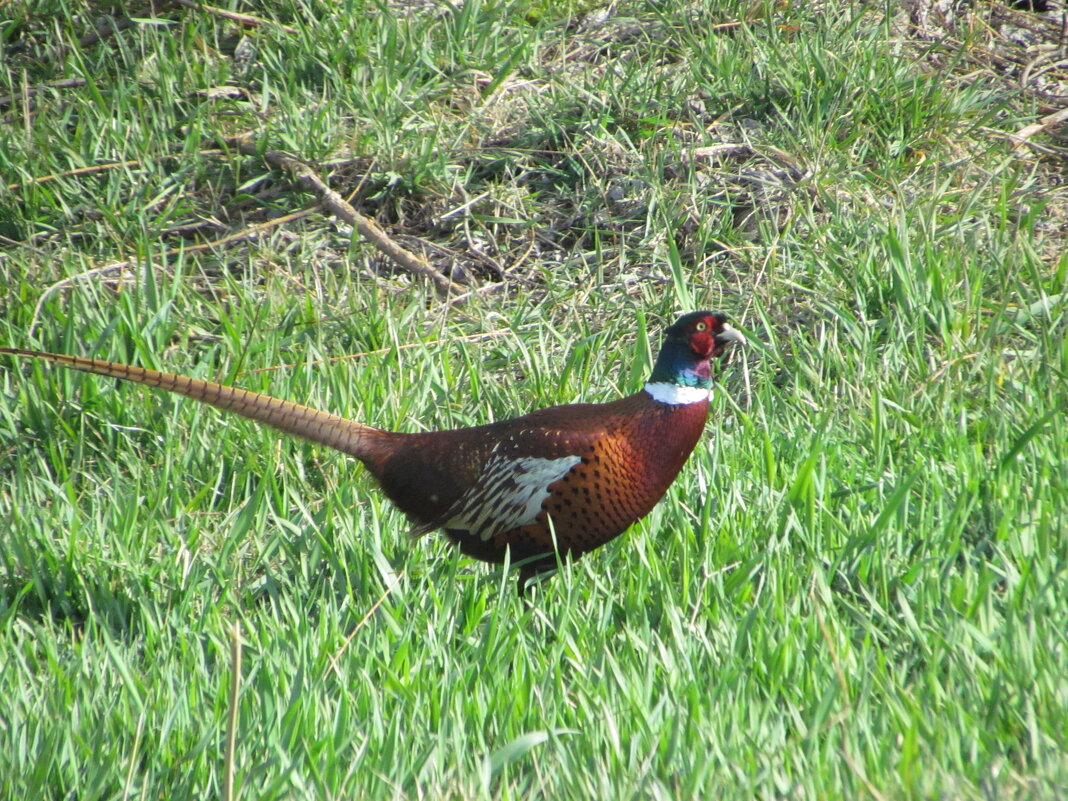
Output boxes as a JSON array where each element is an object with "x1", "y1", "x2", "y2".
[{"x1": 0, "y1": 312, "x2": 744, "y2": 594}]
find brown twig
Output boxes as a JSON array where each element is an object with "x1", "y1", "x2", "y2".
[
  {"x1": 172, "y1": 0, "x2": 300, "y2": 35},
  {"x1": 225, "y1": 136, "x2": 457, "y2": 296},
  {"x1": 74, "y1": 14, "x2": 136, "y2": 50},
  {"x1": 42, "y1": 8, "x2": 154, "y2": 62},
  {"x1": 0, "y1": 77, "x2": 88, "y2": 110}
]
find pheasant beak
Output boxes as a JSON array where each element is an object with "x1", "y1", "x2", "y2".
[{"x1": 714, "y1": 323, "x2": 747, "y2": 350}]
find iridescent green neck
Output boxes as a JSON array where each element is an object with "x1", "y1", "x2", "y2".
[{"x1": 648, "y1": 340, "x2": 712, "y2": 388}]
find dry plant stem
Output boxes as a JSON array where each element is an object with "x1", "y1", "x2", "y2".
[
  {"x1": 223, "y1": 622, "x2": 241, "y2": 801},
  {"x1": 0, "y1": 233, "x2": 49, "y2": 258},
  {"x1": 173, "y1": 0, "x2": 300, "y2": 35},
  {"x1": 121, "y1": 713, "x2": 146, "y2": 800},
  {"x1": 691, "y1": 143, "x2": 752, "y2": 160},
  {"x1": 6, "y1": 150, "x2": 225, "y2": 192},
  {"x1": 27, "y1": 208, "x2": 317, "y2": 337},
  {"x1": 328, "y1": 572, "x2": 404, "y2": 677},
  {"x1": 1011, "y1": 106, "x2": 1068, "y2": 150},
  {"x1": 226, "y1": 137, "x2": 457, "y2": 296},
  {"x1": 445, "y1": 282, "x2": 507, "y2": 307}
]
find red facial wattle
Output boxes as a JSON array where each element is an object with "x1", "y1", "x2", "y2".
[{"x1": 689, "y1": 330, "x2": 715, "y2": 359}]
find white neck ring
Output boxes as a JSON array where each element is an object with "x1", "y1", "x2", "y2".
[{"x1": 643, "y1": 382, "x2": 710, "y2": 405}]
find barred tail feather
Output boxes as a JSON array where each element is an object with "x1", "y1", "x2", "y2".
[{"x1": 0, "y1": 348, "x2": 384, "y2": 461}]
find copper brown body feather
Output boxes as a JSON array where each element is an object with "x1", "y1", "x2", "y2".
[{"x1": 378, "y1": 393, "x2": 709, "y2": 572}]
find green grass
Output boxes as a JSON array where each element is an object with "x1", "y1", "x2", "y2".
[{"x1": 2, "y1": 1, "x2": 1067, "y2": 798}]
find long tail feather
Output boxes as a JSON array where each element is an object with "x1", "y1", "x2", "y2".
[{"x1": 0, "y1": 348, "x2": 385, "y2": 461}]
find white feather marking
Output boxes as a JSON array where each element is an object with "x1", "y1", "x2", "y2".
[
  {"x1": 643, "y1": 382, "x2": 710, "y2": 405},
  {"x1": 443, "y1": 450, "x2": 582, "y2": 541}
]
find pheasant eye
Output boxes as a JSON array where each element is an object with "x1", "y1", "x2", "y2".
[{"x1": 694, "y1": 322, "x2": 707, "y2": 332}]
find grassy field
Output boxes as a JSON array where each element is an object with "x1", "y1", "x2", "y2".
[{"x1": 2, "y1": 1, "x2": 1067, "y2": 798}]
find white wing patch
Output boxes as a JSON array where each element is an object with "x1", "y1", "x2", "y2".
[{"x1": 443, "y1": 448, "x2": 581, "y2": 541}]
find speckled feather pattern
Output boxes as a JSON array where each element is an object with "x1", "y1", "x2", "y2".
[{"x1": 372, "y1": 391, "x2": 709, "y2": 568}]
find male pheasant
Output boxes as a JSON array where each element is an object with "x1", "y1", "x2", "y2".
[{"x1": 0, "y1": 312, "x2": 744, "y2": 594}]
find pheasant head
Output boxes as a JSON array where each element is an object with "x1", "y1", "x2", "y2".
[{"x1": 645, "y1": 311, "x2": 745, "y2": 403}]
